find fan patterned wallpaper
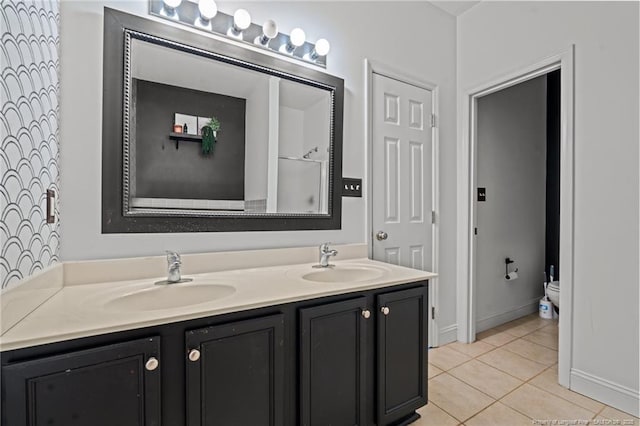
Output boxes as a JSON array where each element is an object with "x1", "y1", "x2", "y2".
[{"x1": 1, "y1": 0, "x2": 60, "y2": 289}]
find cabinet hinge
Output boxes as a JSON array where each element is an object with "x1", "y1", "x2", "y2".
[
  {"x1": 431, "y1": 210, "x2": 436, "y2": 224},
  {"x1": 431, "y1": 307, "x2": 436, "y2": 320},
  {"x1": 430, "y1": 113, "x2": 436, "y2": 128}
]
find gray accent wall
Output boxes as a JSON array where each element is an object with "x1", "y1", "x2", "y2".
[
  {"x1": 133, "y1": 79, "x2": 246, "y2": 201},
  {"x1": 475, "y1": 75, "x2": 547, "y2": 329},
  {"x1": 1, "y1": 0, "x2": 60, "y2": 289}
]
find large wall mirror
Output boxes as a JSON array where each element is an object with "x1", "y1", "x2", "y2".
[{"x1": 102, "y1": 8, "x2": 344, "y2": 233}]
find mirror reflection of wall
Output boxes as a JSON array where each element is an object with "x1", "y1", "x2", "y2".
[{"x1": 127, "y1": 37, "x2": 331, "y2": 216}]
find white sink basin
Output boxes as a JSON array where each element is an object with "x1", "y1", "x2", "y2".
[
  {"x1": 301, "y1": 265, "x2": 387, "y2": 283},
  {"x1": 104, "y1": 282, "x2": 236, "y2": 311}
]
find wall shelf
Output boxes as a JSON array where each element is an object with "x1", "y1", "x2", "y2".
[{"x1": 168, "y1": 132, "x2": 202, "y2": 149}]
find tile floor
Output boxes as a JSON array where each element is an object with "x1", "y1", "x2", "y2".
[{"x1": 415, "y1": 313, "x2": 640, "y2": 426}]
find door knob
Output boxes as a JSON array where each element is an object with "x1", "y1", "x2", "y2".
[
  {"x1": 361, "y1": 309, "x2": 371, "y2": 319},
  {"x1": 376, "y1": 231, "x2": 388, "y2": 241},
  {"x1": 188, "y1": 349, "x2": 201, "y2": 362},
  {"x1": 381, "y1": 306, "x2": 390, "y2": 315},
  {"x1": 145, "y1": 357, "x2": 159, "y2": 371}
]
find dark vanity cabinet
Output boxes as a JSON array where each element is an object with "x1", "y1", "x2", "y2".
[
  {"x1": 2, "y1": 337, "x2": 161, "y2": 426},
  {"x1": 299, "y1": 287, "x2": 428, "y2": 426},
  {"x1": 377, "y1": 288, "x2": 428, "y2": 425},
  {"x1": 300, "y1": 297, "x2": 368, "y2": 425},
  {"x1": 1, "y1": 281, "x2": 428, "y2": 426},
  {"x1": 185, "y1": 314, "x2": 285, "y2": 426}
]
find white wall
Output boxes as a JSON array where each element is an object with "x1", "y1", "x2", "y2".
[
  {"x1": 59, "y1": 1, "x2": 459, "y2": 339},
  {"x1": 458, "y1": 1, "x2": 639, "y2": 414},
  {"x1": 278, "y1": 106, "x2": 304, "y2": 157},
  {"x1": 475, "y1": 76, "x2": 547, "y2": 330},
  {"x1": 244, "y1": 80, "x2": 270, "y2": 201}
]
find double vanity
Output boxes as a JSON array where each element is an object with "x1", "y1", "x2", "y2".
[{"x1": 1, "y1": 244, "x2": 436, "y2": 425}]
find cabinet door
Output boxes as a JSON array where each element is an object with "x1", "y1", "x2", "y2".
[
  {"x1": 185, "y1": 314, "x2": 285, "y2": 426},
  {"x1": 2, "y1": 336, "x2": 161, "y2": 426},
  {"x1": 300, "y1": 297, "x2": 369, "y2": 426},
  {"x1": 377, "y1": 286, "x2": 428, "y2": 425}
]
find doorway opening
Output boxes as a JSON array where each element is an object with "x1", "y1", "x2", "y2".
[{"x1": 473, "y1": 70, "x2": 561, "y2": 334}]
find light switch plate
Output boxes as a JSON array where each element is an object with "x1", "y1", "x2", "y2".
[
  {"x1": 342, "y1": 178, "x2": 362, "y2": 197},
  {"x1": 477, "y1": 187, "x2": 486, "y2": 202}
]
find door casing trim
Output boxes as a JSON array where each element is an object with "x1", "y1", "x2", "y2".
[{"x1": 456, "y1": 46, "x2": 575, "y2": 387}]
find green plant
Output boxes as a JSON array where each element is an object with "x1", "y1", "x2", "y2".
[
  {"x1": 201, "y1": 116, "x2": 221, "y2": 155},
  {"x1": 206, "y1": 116, "x2": 221, "y2": 131}
]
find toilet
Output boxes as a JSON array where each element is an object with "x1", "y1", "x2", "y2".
[{"x1": 547, "y1": 281, "x2": 560, "y2": 309}]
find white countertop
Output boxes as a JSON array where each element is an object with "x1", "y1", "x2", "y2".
[{"x1": 0, "y1": 257, "x2": 435, "y2": 352}]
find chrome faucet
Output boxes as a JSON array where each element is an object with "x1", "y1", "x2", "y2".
[
  {"x1": 167, "y1": 251, "x2": 182, "y2": 283},
  {"x1": 317, "y1": 243, "x2": 338, "y2": 268},
  {"x1": 156, "y1": 251, "x2": 192, "y2": 285}
]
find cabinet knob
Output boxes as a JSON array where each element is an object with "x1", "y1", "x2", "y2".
[
  {"x1": 188, "y1": 349, "x2": 201, "y2": 362},
  {"x1": 381, "y1": 306, "x2": 390, "y2": 315},
  {"x1": 145, "y1": 357, "x2": 159, "y2": 371},
  {"x1": 361, "y1": 309, "x2": 371, "y2": 319}
]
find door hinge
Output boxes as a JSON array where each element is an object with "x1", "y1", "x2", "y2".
[
  {"x1": 474, "y1": 227, "x2": 478, "y2": 235},
  {"x1": 430, "y1": 113, "x2": 436, "y2": 128},
  {"x1": 431, "y1": 307, "x2": 436, "y2": 319},
  {"x1": 431, "y1": 210, "x2": 436, "y2": 224}
]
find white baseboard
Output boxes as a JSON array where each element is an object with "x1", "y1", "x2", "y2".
[
  {"x1": 571, "y1": 369, "x2": 640, "y2": 417},
  {"x1": 438, "y1": 324, "x2": 458, "y2": 346},
  {"x1": 475, "y1": 297, "x2": 540, "y2": 333}
]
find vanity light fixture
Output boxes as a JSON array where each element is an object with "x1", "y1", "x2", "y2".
[
  {"x1": 305, "y1": 38, "x2": 330, "y2": 61},
  {"x1": 280, "y1": 27, "x2": 305, "y2": 54},
  {"x1": 255, "y1": 19, "x2": 278, "y2": 47},
  {"x1": 195, "y1": 0, "x2": 217, "y2": 29},
  {"x1": 227, "y1": 8, "x2": 251, "y2": 39},
  {"x1": 161, "y1": 0, "x2": 181, "y2": 19},
  {"x1": 149, "y1": 1, "x2": 329, "y2": 67}
]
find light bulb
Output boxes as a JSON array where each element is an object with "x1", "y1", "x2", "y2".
[
  {"x1": 198, "y1": 0, "x2": 217, "y2": 20},
  {"x1": 161, "y1": 0, "x2": 181, "y2": 18},
  {"x1": 281, "y1": 27, "x2": 305, "y2": 54},
  {"x1": 315, "y1": 38, "x2": 330, "y2": 56},
  {"x1": 163, "y1": 0, "x2": 181, "y2": 8},
  {"x1": 233, "y1": 9, "x2": 251, "y2": 30},
  {"x1": 290, "y1": 28, "x2": 305, "y2": 47},
  {"x1": 262, "y1": 20, "x2": 278, "y2": 39},
  {"x1": 255, "y1": 19, "x2": 278, "y2": 46}
]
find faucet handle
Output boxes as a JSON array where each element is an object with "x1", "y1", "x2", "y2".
[
  {"x1": 320, "y1": 242, "x2": 331, "y2": 251},
  {"x1": 166, "y1": 250, "x2": 181, "y2": 264}
]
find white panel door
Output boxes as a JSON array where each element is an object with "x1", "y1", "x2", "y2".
[{"x1": 372, "y1": 73, "x2": 433, "y2": 272}]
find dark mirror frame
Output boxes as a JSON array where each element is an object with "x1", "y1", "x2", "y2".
[{"x1": 102, "y1": 8, "x2": 344, "y2": 233}]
